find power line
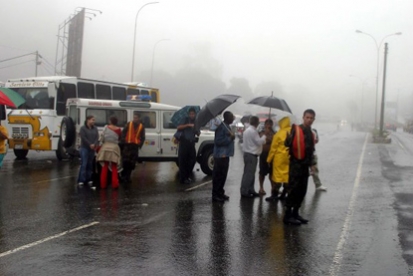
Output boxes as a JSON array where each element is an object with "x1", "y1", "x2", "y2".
[
  {"x1": 0, "y1": 52, "x2": 36, "y2": 64},
  {"x1": 0, "y1": 59, "x2": 35, "y2": 70}
]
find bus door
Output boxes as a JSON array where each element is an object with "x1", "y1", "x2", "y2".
[
  {"x1": 160, "y1": 110, "x2": 178, "y2": 157},
  {"x1": 134, "y1": 110, "x2": 160, "y2": 157}
]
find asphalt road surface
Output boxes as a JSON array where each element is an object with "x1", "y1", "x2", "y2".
[{"x1": 0, "y1": 123, "x2": 412, "y2": 275}]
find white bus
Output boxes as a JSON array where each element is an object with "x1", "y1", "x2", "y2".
[{"x1": 4, "y1": 76, "x2": 160, "y2": 160}]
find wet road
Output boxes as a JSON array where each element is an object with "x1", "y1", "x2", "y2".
[{"x1": 0, "y1": 123, "x2": 412, "y2": 275}]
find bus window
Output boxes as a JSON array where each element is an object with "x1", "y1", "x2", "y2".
[
  {"x1": 127, "y1": 88, "x2": 140, "y2": 96},
  {"x1": 96, "y1": 84, "x2": 111, "y2": 99},
  {"x1": 140, "y1": 89, "x2": 149, "y2": 95},
  {"x1": 86, "y1": 108, "x2": 127, "y2": 127},
  {"x1": 151, "y1": 91, "x2": 158, "y2": 102},
  {"x1": 163, "y1": 111, "x2": 176, "y2": 129},
  {"x1": 57, "y1": 83, "x2": 76, "y2": 115},
  {"x1": 113, "y1": 87, "x2": 126, "y2": 100},
  {"x1": 78, "y1": 82, "x2": 95, "y2": 99},
  {"x1": 136, "y1": 111, "x2": 156, "y2": 129}
]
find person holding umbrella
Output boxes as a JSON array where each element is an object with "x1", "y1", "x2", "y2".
[
  {"x1": 212, "y1": 111, "x2": 235, "y2": 202},
  {"x1": 240, "y1": 116, "x2": 267, "y2": 198},
  {"x1": 0, "y1": 120, "x2": 8, "y2": 170},
  {"x1": 177, "y1": 107, "x2": 199, "y2": 184}
]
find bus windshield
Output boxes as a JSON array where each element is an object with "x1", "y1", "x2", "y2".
[{"x1": 11, "y1": 88, "x2": 53, "y2": 109}]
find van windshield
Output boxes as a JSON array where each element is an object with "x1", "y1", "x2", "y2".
[{"x1": 10, "y1": 88, "x2": 53, "y2": 109}]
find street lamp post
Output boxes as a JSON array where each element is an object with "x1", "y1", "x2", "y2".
[
  {"x1": 131, "y1": 2, "x2": 159, "y2": 82},
  {"x1": 355, "y1": 30, "x2": 402, "y2": 129},
  {"x1": 150, "y1": 39, "x2": 170, "y2": 86}
]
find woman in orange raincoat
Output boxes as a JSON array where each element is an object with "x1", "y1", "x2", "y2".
[{"x1": 266, "y1": 116, "x2": 291, "y2": 201}]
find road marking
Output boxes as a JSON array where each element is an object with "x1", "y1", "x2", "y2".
[
  {"x1": 185, "y1": 180, "x2": 212, "y2": 192},
  {"x1": 0, "y1": 221, "x2": 99, "y2": 258},
  {"x1": 31, "y1": 175, "x2": 75, "y2": 184},
  {"x1": 329, "y1": 134, "x2": 368, "y2": 276}
]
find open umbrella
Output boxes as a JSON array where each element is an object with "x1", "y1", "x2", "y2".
[
  {"x1": 247, "y1": 95, "x2": 292, "y2": 113},
  {"x1": 195, "y1": 94, "x2": 241, "y2": 131},
  {"x1": 0, "y1": 87, "x2": 25, "y2": 108},
  {"x1": 171, "y1": 105, "x2": 200, "y2": 127}
]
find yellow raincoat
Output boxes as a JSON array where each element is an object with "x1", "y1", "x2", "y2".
[{"x1": 267, "y1": 116, "x2": 291, "y2": 183}]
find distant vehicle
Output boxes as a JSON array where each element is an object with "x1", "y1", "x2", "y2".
[{"x1": 4, "y1": 76, "x2": 160, "y2": 160}]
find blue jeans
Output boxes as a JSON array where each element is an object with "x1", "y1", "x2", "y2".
[
  {"x1": 78, "y1": 147, "x2": 95, "y2": 183},
  {"x1": 0, "y1": 153, "x2": 4, "y2": 169}
]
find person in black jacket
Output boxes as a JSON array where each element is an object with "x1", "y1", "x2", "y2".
[
  {"x1": 283, "y1": 109, "x2": 316, "y2": 225},
  {"x1": 78, "y1": 115, "x2": 99, "y2": 186}
]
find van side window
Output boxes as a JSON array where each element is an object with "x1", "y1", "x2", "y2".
[
  {"x1": 56, "y1": 83, "x2": 76, "y2": 116},
  {"x1": 78, "y1": 82, "x2": 94, "y2": 99},
  {"x1": 163, "y1": 111, "x2": 176, "y2": 129},
  {"x1": 86, "y1": 109, "x2": 127, "y2": 127},
  {"x1": 127, "y1": 88, "x2": 140, "y2": 96},
  {"x1": 135, "y1": 111, "x2": 156, "y2": 129}
]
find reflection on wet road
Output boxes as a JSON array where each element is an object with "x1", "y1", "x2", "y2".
[{"x1": 0, "y1": 123, "x2": 411, "y2": 275}]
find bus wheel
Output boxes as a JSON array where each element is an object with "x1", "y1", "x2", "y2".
[
  {"x1": 61, "y1": 117, "x2": 75, "y2": 148},
  {"x1": 14, "y1": 149, "x2": 28, "y2": 159},
  {"x1": 56, "y1": 138, "x2": 69, "y2": 161},
  {"x1": 200, "y1": 147, "x2": 214, "y2": 176}
]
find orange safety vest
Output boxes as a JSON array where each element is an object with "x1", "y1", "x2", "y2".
[
  {"x1": 291, "y1": 125, "x2": 315, "y2": 160},
  {"x1": 125, "y1": 122, "x2": 143, "y2": 144}
]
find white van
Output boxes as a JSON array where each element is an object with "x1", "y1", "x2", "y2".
[{"x1": 61, "y1": 98, "x2": 215, "y2": 175}]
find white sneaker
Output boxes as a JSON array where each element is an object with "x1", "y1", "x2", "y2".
[
  {"x1": 78, "y1": 182, "x2": 84, "y2": 186},
  {"x1": 87, "y1": 181, "x2": 94, "y2": 187},
  {"x1": 316, "y1": 185, "x2": 327, "y2": 191}
]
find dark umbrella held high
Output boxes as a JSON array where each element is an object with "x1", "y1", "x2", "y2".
[
  {"x1": 170, "y1": 105, "x2": 200, "y2": 127},
  {"x1": 247, "y1": 95, "x2": 292, "y2": 113},
  {"x1": 194, "y1": 94, "x2": 241, "y2": 131}
]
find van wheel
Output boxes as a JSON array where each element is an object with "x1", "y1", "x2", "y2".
[
  {"x1": 61, "y1": 117, "x2": 75, "y2": 148},
  {"x1": 200, "y1": 147, "x2": 213, "y2": 175},
  {"x1": 14, "y1": 149, "x2": 28, "y2": 159},
  {"x1": 56, "y1": 138, "x2": 69, "y2": 161}
]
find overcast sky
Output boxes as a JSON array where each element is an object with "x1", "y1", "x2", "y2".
[{"x1": 1, "y1": 0, "x2": 412, "y2": 119}]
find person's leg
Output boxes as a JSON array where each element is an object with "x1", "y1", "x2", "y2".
[
  {"x1": 266, "y1": 182, "x2": 281, "y2": 201},
  {"x1": 284, "y1": 163, "x2": 302, "y2": 225},
  {"x1": 178, "y1": 141, "x2": 189, "y2": 183},
  {"x1": 188, "y1": 143, "x2": 196, "y2": 178},
  {"x1": 292, "y1": 166, "x2": 310, "y2": 223},
  {"x1": 78, "y1": 147, "x2": 88, "y2": 184},
  {"x1": 258, "y1": 153, "x2": 268, "y2": 195},
  {"x1": 240, "y1": 153, "x2": 254, "y2": 196},
  {"x1": 111, "y1": 163, "x2": 119, "y2": 189},
  {"x1": 100, "y1": 162, "x2": 108, "y2": 189},
  {"x1": 0, "y1": 153, "x2": 4, "y2": 169},
  {"x1": 249, "y1": 155, "x2": 259, "y2": 194},
  {"x1": 212, "y1": 158, "x2": 226, "y2": 201},
  {"x1": 86, "y1": 149, "x2": 95, "y2": 185},
  {"x1": 219, "y1": 157, "x2": 230, "y2": 198},
  {"x1": 312, "y1": 164, "x2": 322, "y2": 187},
  {"x1": 259, "y1": 174, "x2": 266, "y2": 195}
]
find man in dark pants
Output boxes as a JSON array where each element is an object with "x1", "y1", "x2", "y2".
[
  {"x1": 177, "y1": 108, "x2": 199, "y2": 184},
  {"x1": 283, "y1": 109, "x2": 316, "y2": 225},
  {"x1": 120, "y1": 113, "x2": 145, "y2": 183},
  {"x1": 212, "y1": 111, "x2": 235, "y2": 202}
]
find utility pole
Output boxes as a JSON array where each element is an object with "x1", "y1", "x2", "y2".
[
  {"x1": 35, "y1": 51, "x2": 39, "y2": 76},
  {"x1": 379, "y1": 43, "x2": 388, "y2": 135}
]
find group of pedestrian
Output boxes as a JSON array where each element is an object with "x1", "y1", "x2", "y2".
[
  {"x1": 77, "y1": 113, "x2": 145, "y2": 189},
  {"x1": 211, "y1": 109, "x2": 326, "y2": 226}
]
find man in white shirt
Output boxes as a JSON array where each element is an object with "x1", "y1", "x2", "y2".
[{"x1": 240, "y1": 116, "x2": 267, "y2": 198}]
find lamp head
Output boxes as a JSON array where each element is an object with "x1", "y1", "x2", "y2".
[
  {"x1": 355, "y1": 30, "x2": 363, "y2": 33},
  {"x1": 395, "y1": 32, "x2": 402, "y2": 35}
]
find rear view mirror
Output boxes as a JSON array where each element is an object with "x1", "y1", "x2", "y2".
[{"x1": 0, "y1": 105, "x2": 5, "y2": 120}]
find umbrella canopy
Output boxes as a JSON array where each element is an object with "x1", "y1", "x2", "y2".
[
  {"x1": 0, "y1": 87, "x2": 26, "y2": 108},
  {"x1": 171, "y1": 105, "x2": 200, "y2": 127},
  {"x1": 195, "y1": 94, "x2": 241, "y2": 130},
  {"x1": 247, "y1": 96, "x2": 292, "y2": 113}
]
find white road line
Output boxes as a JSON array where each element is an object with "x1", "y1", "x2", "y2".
[
  {"x1": 185, "y1": 180, "x2": 212, "y2": 192},
  {"x1": 0, "y1": 221, "x2": 99, "y2": 258},
  {"x1": 329, "y1": 134, "x2": 368, "y2": 276},
  {"x1": 31, "y1": 175, "x2": 75, "y2": 184}
]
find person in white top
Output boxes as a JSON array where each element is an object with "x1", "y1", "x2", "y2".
[{"x1": 240, "y1": 116, "x2": 267, "y2": 198}]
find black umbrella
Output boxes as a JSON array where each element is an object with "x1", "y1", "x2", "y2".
[
  {"x1": 195, "y1": 94, "x2": 241, "y2": 131},
  {"x1": 247, "y1": 96, "x2": 292, "y2": 113}
]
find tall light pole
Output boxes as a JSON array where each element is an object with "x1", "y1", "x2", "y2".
[
  {"x1": 150, "y1": 39, "x2": 170, "y2": 86},
  {"x1": 355, "y1": 30, "x2": 402, "y2": 129},
  {"x1": 131, "y1": 2, "x2": 159, "y2": 82}
]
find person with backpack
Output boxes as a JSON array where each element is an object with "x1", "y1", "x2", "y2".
[{"x1": 283, "y1": 109, "x2": 317, "y2": 225}]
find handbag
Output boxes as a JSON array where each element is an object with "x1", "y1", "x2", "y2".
[{"x1": 172, "y1": 130, "x2": 182, "y2": 144}]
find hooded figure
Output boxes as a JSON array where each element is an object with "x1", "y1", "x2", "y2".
[{"x1": 265, "y1": 116, "x2": 291, "y2": 200}]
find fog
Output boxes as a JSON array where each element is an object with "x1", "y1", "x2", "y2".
[{"x1": 1, "y1": 0, "x2": 413, "y2": 122}]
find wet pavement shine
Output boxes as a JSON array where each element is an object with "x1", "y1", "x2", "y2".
[{"x1": 0, "y1": 123, "x2": 412, "y2": 275}]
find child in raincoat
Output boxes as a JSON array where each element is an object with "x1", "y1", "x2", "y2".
[{"x1": 266, "y1": 116, "x2": 291, "y2": 201}]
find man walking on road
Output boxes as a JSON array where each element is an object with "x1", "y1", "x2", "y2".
[
  {"x1": 211, "y1": 111, "x2": 235, "y2": 202},
  {"x1": 283, "y1": 109, "x2": 317, "y2": 225},
  {"x1": 240, "y1": 116, "x2": 266, "y2": 198}
]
